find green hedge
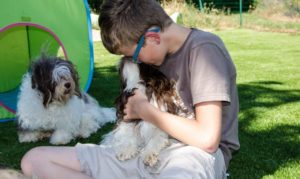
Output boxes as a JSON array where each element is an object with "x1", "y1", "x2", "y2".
[{"x1": 192, "y1": 0, "x2": 257, "y2": 12}]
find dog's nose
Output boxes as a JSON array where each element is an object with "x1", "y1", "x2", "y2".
[{"x1": 64, "y1": 82, "x2": 71, "y2": 89}]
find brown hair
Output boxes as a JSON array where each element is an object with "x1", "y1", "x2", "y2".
[
  {"x1": 115, "y1": 57, "x2": 189, "y2": 121},
  {"x1": 99, "y1": 0, "x2": 173, "y2": 54}
]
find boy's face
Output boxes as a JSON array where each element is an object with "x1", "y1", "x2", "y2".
[{"x1": 119, "y1": 31, "x2": 167, "y2": 66}]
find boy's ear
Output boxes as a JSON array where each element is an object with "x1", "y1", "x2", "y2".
[{"x1": 145, "y1": 32, "x2": 160, "y2": 45}]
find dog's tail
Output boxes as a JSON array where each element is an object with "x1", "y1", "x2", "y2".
[
  {"x1": 97, "y1": 107, "x2": 117, "y2": 125},
  {"x1": 83, "y1": 93, "x2": 116, "y2": 125}
]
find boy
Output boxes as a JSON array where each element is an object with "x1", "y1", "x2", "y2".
[{"x1": 21, "y1": 0, "x2": 239, "y2": 178}]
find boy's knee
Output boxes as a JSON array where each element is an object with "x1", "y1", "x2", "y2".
[
  {"x1": 21, "y1": 147, "x2": 45, "y2": 176},
  {"x1": 21, "y1": 150, "x2": 33, "y2": 176}
]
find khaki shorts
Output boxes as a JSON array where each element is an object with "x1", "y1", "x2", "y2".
[{"x1": 76, "y1": 141, "x2": 226, "y2": 179}]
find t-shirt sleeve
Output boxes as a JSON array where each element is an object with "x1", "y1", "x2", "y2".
[{"x1": 189, "y1": 43, "x2": 234, "y2": 105}]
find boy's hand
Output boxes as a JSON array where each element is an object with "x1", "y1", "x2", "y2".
[{"x1": 123, "y1": 89, "x2": 149, "y2": 122}]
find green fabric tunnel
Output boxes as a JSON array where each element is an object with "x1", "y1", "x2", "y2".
[{"x1": 0, "y1": 0, "x2": 94, "y2": 122}]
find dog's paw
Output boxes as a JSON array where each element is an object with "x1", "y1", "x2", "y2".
[
  {"x1": 18, "y1": 131, "x2": 40, "y2": 143},
  {"x1": 116, "y1": 151, "x2": 138, "y2": 161},
  {"x1": 50, "y1": 130, "x2": 73, "y2": 145},
  {"x1": 115, "y1": 146, "x2": 139, "y2": 161},
  {"x1": 18, "y1": 131, "x2": 51, "y2": 143},
  {"x1": 141, "y1": 152, "x2": 159, "y2": 167}
]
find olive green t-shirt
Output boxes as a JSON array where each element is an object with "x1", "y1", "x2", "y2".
[{"x1": 159, "y1": 29, "x2": 240, "y2": 168}]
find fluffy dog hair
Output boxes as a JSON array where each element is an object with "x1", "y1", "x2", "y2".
[
  {"x1": 17, "y1": 55, "x2": 116, "y2": 144},
  {"x1": 101, "y1": 57, "x2": 194, "y2": 167}
]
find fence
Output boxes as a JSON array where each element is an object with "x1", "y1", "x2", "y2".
[
  {"x1": 193, "y1": 0, "x2": 246, "y2": 26},
  {"x1": 193, "y1": 0, "x2": 255, "y2": 12}
]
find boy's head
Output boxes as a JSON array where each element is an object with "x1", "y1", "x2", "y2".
[{"x1": 99, "y1": 0, "x2": 173, "y2": 55}]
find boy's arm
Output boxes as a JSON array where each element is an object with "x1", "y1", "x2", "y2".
[{"x1": 123, "y1": 90, "x2": 222, "y2": 153}]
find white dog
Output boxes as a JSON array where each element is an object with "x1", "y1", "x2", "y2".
[
  {"x1": 17, "y1": 55, "x2": 116, "y2": 145},
  {"x1": 101, "y1": 57, "x2": 194, "y2": 167}
]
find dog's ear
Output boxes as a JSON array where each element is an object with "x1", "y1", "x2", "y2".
[
  {"x1": 114, "y1": 93, "x2": 125, "y2": 120},
  {"x1": 42, "y1": 89, "x2": 52, "y2": 108},
  {"x1": 30, "y1": 58, "x2": 45, "y2": 89},
  {"x1": 114, "y1": 89, "x2": 126, "y2": 120},
  {"x1": 31, "y1": 75, "x2": 37, "y2": 89},
  {"x1": 74, "y1": 86, "x2": 82, "y2": 98},
  {"x1": 118, "y1": 58, "x2": 127, "y2": 90},
  {"x1": 30, "y1": 61, "x2": 39, "y2": 89},
  {"x1": 114, "y1": 90, "x2": 135, "y2": 121},
  {"x1": 73, "y1": 72, "x2": 82, "y2": 98},
  {"x1": 66, "y1": 60, "x2": 82, "y2": 98}
]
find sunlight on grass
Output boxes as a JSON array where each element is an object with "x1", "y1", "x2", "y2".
[
  {"x1": 214, "y1": 29, "x2": 300, "y2": 178},
  {"x1": 0, "y1": 29, "x2": 299, "y2": 178}
]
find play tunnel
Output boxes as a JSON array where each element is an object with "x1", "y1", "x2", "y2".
[{"x1": 0, "y1": 0, "x2": 94, "y2": 122}]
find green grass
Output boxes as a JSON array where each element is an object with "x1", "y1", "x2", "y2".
[
  {"x1": 0, "y1": 30, "x2": 299, "y2": 178},
  {"x1": 215, "y1": 29, "x2": 300, "y2": 178},
  {"x1": 88, "y1": 42, "x2": 120, "y2": 106}
]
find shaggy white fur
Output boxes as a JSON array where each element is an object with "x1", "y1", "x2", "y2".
[
  {"x1": 17, "y1": 73, "x2": 116, "y2": 145},
  {"x1": 101, "y1": 59, "x2": 194, "y2": 167}
]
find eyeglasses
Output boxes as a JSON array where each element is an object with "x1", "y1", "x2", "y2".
[{"x1": 132, "y1": 28, "x2": 160, "y2": 63}]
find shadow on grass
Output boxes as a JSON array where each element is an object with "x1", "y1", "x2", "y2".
[
  {"x1": 229, "y1": 81, "x2": 300, "y2": 178},
  {"x1": 0, "y1": 120, "x2": 116, "y2": 169},
  {"x1": 2, "y1": 70, "x2": 299, "y2": 176},
  {"x1": 88, "y1": 65, "x2": 120, "y2": 107}
]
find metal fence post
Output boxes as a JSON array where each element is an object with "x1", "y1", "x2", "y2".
[
  {"x1": 198, "y1": 0, "x2": 204, "y2": 12},
  {"x1": 240, "y1": 0, "x2": 243, "y2": 27}
]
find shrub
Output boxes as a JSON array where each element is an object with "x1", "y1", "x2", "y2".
[
  {"x1": 255, "y1": 0, "x2": 300, "y2": 17},
  {"x1": 285, "y1": 0, "x2": 300, "y2": 16}
]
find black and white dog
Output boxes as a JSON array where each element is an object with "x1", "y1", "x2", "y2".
[
  {"x1": 102, "y1": 57, "x2": 194, "y2": 167},
  {"x1": 17, "y1": 55, "x2": 116, "y2": 144}
]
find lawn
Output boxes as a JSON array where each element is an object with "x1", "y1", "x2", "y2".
[
  {"x1": 0, "y1": 29, "x2": 299, "y2": 178},
  {"x1": 215, "y1": 29, "x2": 300, "y2": 178}
]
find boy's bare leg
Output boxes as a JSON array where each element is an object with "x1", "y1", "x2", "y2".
[{"x1": 21, "y1": 146, "x2": 91, "y2": 179}]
